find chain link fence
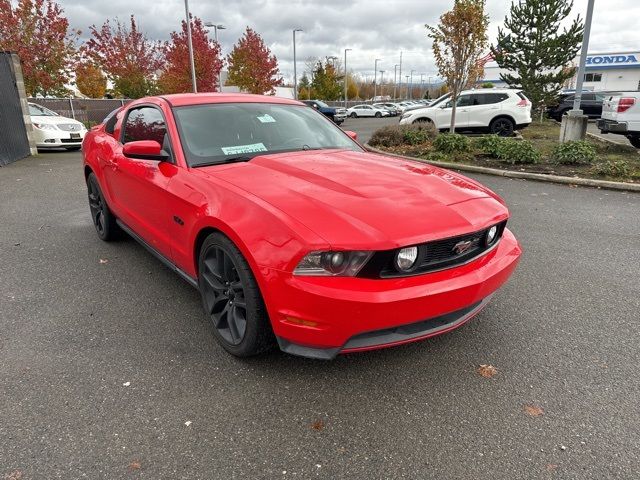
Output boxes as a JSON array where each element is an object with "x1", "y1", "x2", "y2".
[{"x1": 27, "y1": 98, "x2": 132, "y2": 127}]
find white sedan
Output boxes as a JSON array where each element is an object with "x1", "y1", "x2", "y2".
[
  {"x1": 29, "y1": 103, "x2": 87, "y2": 150},
  {"x1": 346, "y1": 104, "x2": 391, "y2": 118}
]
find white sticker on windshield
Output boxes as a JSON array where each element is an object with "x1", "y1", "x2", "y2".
[
  {"x1": 256, "y1": 114, "x2": 276, "y2": 123},
  {"x1": 221, "y1": 143, "x2": 268, "y2": 155}
]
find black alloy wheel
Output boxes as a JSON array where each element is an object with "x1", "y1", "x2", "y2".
[
  {"x1": 87, "y1": 172, "x2": 119, "y2": 241},
  {"x1": 350, "y1": 112, "x2": 357, "y2": 118},
  {"x1": 489, "y1": 117, "x2": 515, "y2": 137},
  {"x1": 198, "y1": 233, "x2": 273, "y2": 356}
]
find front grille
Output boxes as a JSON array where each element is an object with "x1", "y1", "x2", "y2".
[
  {"x1": 60, "y1": 138, "x2": 81, "y2": 143},
  {"x1": 358, "y1": 221, "x2": 507, "y2": 278},
  {"x1": 57, "y1": 123, "x2": 82, "y2": 132}
]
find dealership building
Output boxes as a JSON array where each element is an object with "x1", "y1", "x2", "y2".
[{"x1": 483, "y1": 51, "x2": 640, "y2": 92}]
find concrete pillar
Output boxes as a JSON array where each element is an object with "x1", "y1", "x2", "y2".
[
  {"x1": 9, "y1": 53, "x2": 38, "y2": 156},
  {"x1": 559, "y1": 112, "x2": 588, "y2": 143}
]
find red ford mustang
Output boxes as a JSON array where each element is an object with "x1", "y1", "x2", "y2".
[{"x1": 82, "y1": 93, "x2": 521, "y2": 359}]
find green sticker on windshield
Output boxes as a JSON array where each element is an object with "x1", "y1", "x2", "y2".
[
  {"x1": 256, "y1": 114, "x2": 276, "y2": 123},
  {"x1": 221, "y1": 143, "x2": 268, "y2": 155}
]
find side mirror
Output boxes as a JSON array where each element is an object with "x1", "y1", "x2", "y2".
[
  {"x1": 122, "y1": 140, "x2": 169, "y2": 161},
  {"x1": 345, "y1": 130, "x2": 358, "y2": 141}
]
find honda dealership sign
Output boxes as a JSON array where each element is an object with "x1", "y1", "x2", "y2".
[{"x1": 586, "y1": 53, "x2": 640, "y2": 67}]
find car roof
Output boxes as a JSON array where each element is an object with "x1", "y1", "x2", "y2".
[{"x1": 155, "y1": 93, "x2": 304, "y2": 107}]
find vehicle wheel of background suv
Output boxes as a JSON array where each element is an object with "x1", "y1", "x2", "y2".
[
  {"x1": 86, "y1": 172, "x2": 121, "y2": 241},
  {"x1": 198, "y1": 232, "x2": 274, "y2": 357},
  {"x1": 489, "y1": 117, "x2": 515, "y2": 137},
  {"x1": 350, "y1": 112, "x2": 357, "y2": 118}
]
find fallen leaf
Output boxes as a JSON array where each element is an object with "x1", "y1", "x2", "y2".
[
  {"x1": 122, "y1": 381, "x2": 130, "y2": 387},
  {"x1": 524, "y1": 405, "x2": 544, "y2": 417},
  {"x1": 99, "y1": 259, "x2": 108, "y2": 264},
  {"x1": 311, "y1": 420, "x2": 325, "y2": 431},
  {"x1": 546, "y1": 464, "x2": 558, "y2": 472},
  {"x1": 128, "y1": 461, "x2": 141, "y2": 471},
  {"x1": 185, "y1": 420, "x2": 192, "y2": 427},
  {"x1": 477, "y1": 364, "x2": 498, "y2": 378}
]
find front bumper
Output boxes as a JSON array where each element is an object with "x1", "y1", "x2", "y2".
[
  {"x1": 264, "y1": 228, "x2": 521, "y2": 359},
  {"x1": 34, "y1": 128, "x2": 86, "y2": 148},
  {"x1": 597, "y1": 119, "x2": 628, "y2": 134}
]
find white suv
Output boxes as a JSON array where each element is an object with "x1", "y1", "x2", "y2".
[
  {"x1": 597, "y1": 93, "x2": 640, "y2": 148},
  {"x1": 399, "y1": 88, "x2": 532, "y2": 136}
]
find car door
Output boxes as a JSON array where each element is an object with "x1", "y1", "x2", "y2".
[
  {"x1": 434, "y1": 94, "x2": 471, "y2": 129},
  {"x1": 465, "y1": 93, "x2": 508, "y2": 128},
  {"x1": 104, "y1": 104, "x2": 176, "y2": 259},
  {"x1": 580, "y1": 93, "x2": 597, "y2": 117}
]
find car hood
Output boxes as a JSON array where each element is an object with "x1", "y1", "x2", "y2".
[
  {"x1": 30, "y1": 115, "x2": 83, "y2": 127},
  {"x1": 201, "y1": 149, "x2": 509, "y2": 249}
]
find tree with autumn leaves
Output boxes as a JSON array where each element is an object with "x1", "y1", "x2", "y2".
[
  {"x1": 83, "y1": 16, "x2": 162, "y2": 99},
  {"x1": 0, "y1": 0, "x2": 78, "y2": 96},
  {"x1": 226, "y1": 27, "x2": 282, "y2": 95},
  {"x1": 427, "y1": 0, "x2": 489, "y2": 132},
  {"x1": 158, "y1": 17, "x2": 223, "y2": 94}
]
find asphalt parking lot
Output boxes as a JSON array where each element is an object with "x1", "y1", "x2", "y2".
[{"x1": 1, "y1": 148, "x2": 639, "y2": 479}]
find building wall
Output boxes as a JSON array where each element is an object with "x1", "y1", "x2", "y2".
[{"x1": 482, "y1": 51, "x2": 640, "y2": 92}]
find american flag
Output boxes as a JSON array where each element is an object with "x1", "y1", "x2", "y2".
[{"x1": 477, "y1": 51, "x2": 495, "y2": 66}]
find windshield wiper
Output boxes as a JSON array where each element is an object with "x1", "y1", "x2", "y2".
[{"x1": 193, "y1": 156, "x2": 253, "y2": 168}]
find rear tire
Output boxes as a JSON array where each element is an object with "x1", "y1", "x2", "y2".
[
  {"x1": 350, "y1": 112, "x2": 357, "y2": 118},
  {"x1": 628, "y1": 135, "x2": 640, "y2": 149},
  {"x1": 86, "y1": 172, "x2": 120, "y2": 241},
  {"x1": 489, "y1": 117, "x2": 515, "y2": 137},
  {"x1": 198, "y1": 233, "x2": 274, "y2": 357}
]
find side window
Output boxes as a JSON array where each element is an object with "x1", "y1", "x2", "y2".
[
  {"x1": 457, "y1": 95, "x2": 473, "y2": 107},
  {"x1": 103, "y1": 108, "x2": 120, "y2": 135},
  {"x1": 582, "y1": 93, "x2": 596, "y2": 101},
  {"x1": 122, "y1": 106, "x2": 167, "y2": 145}
]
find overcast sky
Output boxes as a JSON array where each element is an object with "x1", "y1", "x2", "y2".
[{"x1": 57, "y1": 0, "x2": 640, "y2": 83}]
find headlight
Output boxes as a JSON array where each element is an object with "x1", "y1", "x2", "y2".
[
  {"x1": 486, "y1": 225, "x2": 499, "y2": 246},
  {"x1": 400, "y1": 113, "x2": 411, "y2": 120},
  {"x1": 32, "y1": 123, "x2": 57, "y2": 130},
  {"x1": 395, "y1": 246, "x2": 419, "y2": 272},
  {"x1": 293, "y1": 251, "x2": 372, "y2": 276}
]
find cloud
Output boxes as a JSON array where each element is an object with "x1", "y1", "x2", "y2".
[{"x1": 58, "y1": 0, "x2": 640, "y2": 82}]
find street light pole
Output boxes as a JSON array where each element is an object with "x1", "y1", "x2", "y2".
[
  {"x1": 379, "y1": 70, "x2": 385, "y2": 97},
  {"x1": 398, "y1": 51, "x2": 402, "y2": 99},
  {"x1": 293, "y1": 29, "x2": 303, "y2": 100},
  {"x1": 184, "y1": 0, "x2": 197, "y2": 93},
  {"x1": 405, "y1": 75, "x2": 409, "y2": 98},
  {"x1": 344, "y1": 48, "x2": 352, "y2": 107},
  {"x1": 373, "y1": 58, "x2": 380, "y2": 101},
  {"x1": 393, "y1": 64, "x2": 399, "y2": 100},
  {"x1": 571, "y1": 0, "x2": 595, "y2": 114},
  {"x1": 205, "y1": 22, "x2": 226, "y2": 92},
  {"x1": 409, "y1": 70, "x2": 415, "y2": 99},
  {"x1": 420, "y1": 73, "x2": 425, "y2": 98}
]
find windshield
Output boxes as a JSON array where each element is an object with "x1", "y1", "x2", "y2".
[
  {"x1": 173, "y1": 103, "x2": 363, "y2": 167},
  {"x1": 430, "y1": 92, "x2": 452, "y2": 107},
  {"x1": 29, "y1": 104, "x2": 58, "y2": 116},
  {"x1": 315, "y1": 100, "x2": 329, "y2": 108}
]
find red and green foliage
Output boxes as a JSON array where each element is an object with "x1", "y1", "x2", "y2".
[
  {"x1": 83, "y1": 15, "x2": 162, "y2": 99},
  {"x1": 226, "y1": 27, "x2": 281, "y2": 95},
  {"x1": 75, "y1": 62, "x2": 107, "y2": 98},
  {"x1": 158, "y1": 16, "x2": 223, "y2": 94},
  {"x1": 0, "y1": 0, "x2": 78, "y2": 96}
]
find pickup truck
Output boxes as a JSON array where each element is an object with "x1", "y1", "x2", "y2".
[
  {"x1": 302, "y1": 100, "x2": 347, "y2": 125},
  {"x1": 597, "y1": 93, "x2": 640, "y2": 148}
]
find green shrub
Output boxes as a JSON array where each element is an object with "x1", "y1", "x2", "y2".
[
  {"x1": 368, "y1": 123, "x2": 437, "y2": 147},
  {"x1": 403, "y1": 123, "x2": 438, "y2": 145},
  {"x1": 433, "y1": 133, "x2": 470, "y2": 153},
  {"x1": 552, "y1": 140, "x2": 597, "y2": 165},
  {"x1": 424, "y1": 151, "x2": 450, "y2": 163},
  {"x1": 496, "y1": 139, "x2": 541, "y2": 164},
  {"x1": 592, "y1": 159, "x2": 631, "y2": 178},
  {"x1": 368, "y1": 125, "x2": 404, "y2": 147},
  {"x1": 474, "y1": 135, "x2": 507, "y2": 157}
]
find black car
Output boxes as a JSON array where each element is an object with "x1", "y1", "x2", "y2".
[
  {"x1": 546, "y1": 92, "x2": 619, "y2": 121},
  {"x1": 301, "y1": 100, "x2": 346, "y2": 125}
]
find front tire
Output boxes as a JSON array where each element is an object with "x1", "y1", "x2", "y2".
[
  {"x1": 198, "y1": 233, "x2": 274, "y2": 357},
  {"x1": 489, "y1": 117, "x2": 515, "y2": 137},
  {"x1": 86, "y1": 172, "x2": 120, "y2": 241},
  {"x1": 375, "y1": 112, "x2": 382, "y2": 118},
  {"x1": 350, "y1": 112, "x2": 357, "y2": 118}
]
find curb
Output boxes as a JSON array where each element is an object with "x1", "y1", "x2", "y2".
[{"x1": 364, "y1": 144, "x2": 640, "y2": 193}]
